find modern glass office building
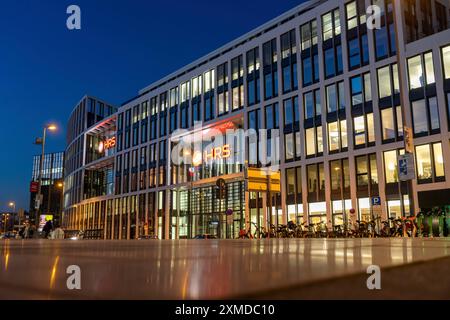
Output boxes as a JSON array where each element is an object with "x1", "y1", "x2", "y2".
[
  {"x1": 29, "y1": 152, "x2": 65, "y2": 224},
  {"x1": 62, "y1": 0, "x2": 450, "y2": 239}
]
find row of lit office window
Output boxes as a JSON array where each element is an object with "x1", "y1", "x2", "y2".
[
  {"x1": 112, "y1": 46, "x2": 450, "y2": 171},
  {"x1": 286, "y1": 141, "x2": 445, "y2": 205},
  {"x1": 114, "y1": 0, "x2": 406, "y2": 142}
]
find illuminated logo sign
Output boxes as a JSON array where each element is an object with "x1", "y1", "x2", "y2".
[
  {"x1": 203, "y1": 144, "x2": 231, "y2": 162},
  {"x1": 104, "y1": 137, "x2": 116, "y2": 150},
  {"x1": 98, "y1": 137, "x2": 116, "y2": 153},
  {"x1": 189, "y1": 145, "x2": 232, "y2": 166}
]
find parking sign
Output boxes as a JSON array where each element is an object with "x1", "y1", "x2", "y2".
[{"x1": 372, "y1": 197, "x2": 381, "y2": 206}]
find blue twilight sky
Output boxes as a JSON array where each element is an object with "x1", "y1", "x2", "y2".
[{"x1": 0, "y1": 0, "x2": 306, "y2": 212}]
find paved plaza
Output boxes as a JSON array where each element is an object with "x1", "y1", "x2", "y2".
[{"x1": 1, "y1": 238, "x2": 450, "y2": 299}]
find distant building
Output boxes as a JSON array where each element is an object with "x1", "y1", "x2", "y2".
[{"x1": 29, "y1": 152, "x2": 65, "y2": 226}]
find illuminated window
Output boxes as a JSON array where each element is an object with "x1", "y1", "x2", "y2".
[
  {"x1": 308, "y1": 202, "x2": 327, "y2": 225},
  {"x1": 377, "y1": 64, "x2": 400, "y2": 99},
  {"x1": 217, "y1": 63, "x2": 229, "y2": 116},
  {"x1": 300, "y1": 19, "x2": 317, "y2": 51},
  {"x1": 358, "y1": 198, "x2": 371, "y2": 222},
  {"x1": 327, "y1": 120, "x2": 347, "y2": 152},
  {"x1": 392, "y1": 64, "x2": 400, "y2": 94},
  {"x1": 321, "y1": 8, "x2": 341, "y2": 41},
  {"x1": 408, "y1": 56, "x2": 424, "y2": 89},
  {"x1": 377, "y1": 66, "x2": 392, "y2": 98},
  {"x1": 408, "y1": 52, "x2": 435, "y2": 90},
  {"x1": 231, "y1": 56, "x2": 244, "y2": 110},
  {"x1": 424, "y1": 52, "x2": 435, "y2": 84},
  {"x1": 354, "y1": 114, "x2": 374, "y2": 146},
  {"x1": 322, "y1": 12, "x2": 333, "y2": 41},
  {"x1": 328, "y1": 121, "x2": 339, "y2": 151},
  {"x1": 323, "y1": 16, "x2": 342, "y2": 80},
  {"x1": 381, "y1": 108, "x2": 395, "y2": 140},
  {"x1": 340, "y1": 120, "x2": 348, "y2": 149},
  {"x1": 286, "y1": 168, "x2": 296, "y2": 195},
  {"x1": 356, "y1": 153, "x2": 379, "y2": 195},
  {"x1": 317, "y1": 126, "x2": 323, "y2": 153},
  {"x1": 354, "y1": 116, "x2": 365, "y2": 145},
  {"x1": 330, "y1": 159, "x2": 350, "y2": 197},
  {"x1": 305, "y1": 126, "x2": 323, "y2": 157},
  {"x1": 442, "y1": 45, "x2": 450, "y2": 80},
  {"x1": 203, "y1": 69, "x2": 215, "y2": 121},
  {"x1": 306, "y1": 128, "x2": 316, "y2": 156},
  {"x1": 416, "y1": 144, "x2": 432, "y2": 182},
  {"x1": 384, "y1": 150, "x2": 398, "y2": 183},
  {"x1": 433, "y1": 143, "x2": 445, "y2": 179},
  {"x1": 285, "y1": 133, "x2": 294, "y2": 161},
  {"x1": 346, "y1": 1, "x2": 358, "y2": 30},
  {"x1": 415, "y1": 143, "x2": 445, "y2": 184},
  {"x1": 307, "y1": 163, "x2": 325, "y2": 203}
]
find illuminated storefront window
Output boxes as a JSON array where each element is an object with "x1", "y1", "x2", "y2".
[
  {"x1": 387, "y1": 197, "x2": 409, "y2": 219},
  {"x1": 358, "y1": 198, "x2": 371, "y2": 222},
  {"x1": 332, "y1": 199, "x2": 351, "y2": 226},
  {"x1": 308, "y1": 202, "x2": 327, "y2": 225}
]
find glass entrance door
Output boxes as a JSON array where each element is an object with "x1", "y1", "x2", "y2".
[{"x1": 187, "y1": 181, "x2": 245, "y2": 239}]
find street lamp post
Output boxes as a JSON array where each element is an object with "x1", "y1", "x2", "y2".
[
  {"x1": 8, "y1": 202, "x2": 17, "y2": 227},
  {"x1": 35, "y1": 124, "x2": 57, "y2": 228},
  {"x1": 57, "y1": 182, "x2": 64, "y2": 227},
  {"x1": 392, "y1": 0, "x2": 415, "y2": 217}
]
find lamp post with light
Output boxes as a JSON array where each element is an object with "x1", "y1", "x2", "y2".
[
  {"x1": 56, "y1": 181, "x2": 64, "y2": 227},
  {"x1": 35, "y1": 124, "x2": 57, "y2": 228},
  {"x1": 8, "y1": 202, "x2": 17, "y2": 227}
]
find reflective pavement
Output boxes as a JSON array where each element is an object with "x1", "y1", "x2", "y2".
[{"x1": 1, "y1": 238, "x2": 450, "y2": 299}]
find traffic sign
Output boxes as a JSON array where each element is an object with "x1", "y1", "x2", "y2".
[
  {"x1": 371, "y1": 197, "x2": 381, "y2": 206},
  {"x1": 398, "y1": 153, "x2": 415, "y2": 181}
]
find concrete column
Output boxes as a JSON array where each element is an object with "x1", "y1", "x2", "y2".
[
  {"x1": 245, "y1": 190, "x2": 250, "y2": 230},
  {"x1": 165, "y1": 190, "x2": 170, "y2": 240}
]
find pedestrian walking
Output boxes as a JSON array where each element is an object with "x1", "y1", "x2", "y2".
[{"x1": 42, "y1": 220, "x2": 53, "y2": 239}]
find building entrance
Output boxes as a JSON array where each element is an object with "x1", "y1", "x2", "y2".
[{"x1": 172, "y1": 180, "x2": 245, "y2": 239}]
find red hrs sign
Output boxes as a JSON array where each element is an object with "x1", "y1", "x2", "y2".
[
  {"x1": 104, "y1": 137, "x2": 116, "y2": 150},
  {"x1": 30, "y1": 182, "x2": 39, "y2": 193}
]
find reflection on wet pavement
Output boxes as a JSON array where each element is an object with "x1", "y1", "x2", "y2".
[{"x1": 1, "y1": 239, "x2": 449, "y2": 299}]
